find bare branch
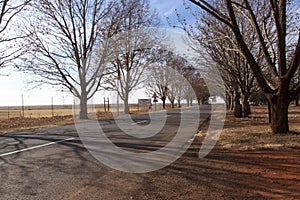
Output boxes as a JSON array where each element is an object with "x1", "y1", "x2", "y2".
[{"x1": 189, "y1": 0, "x2": 232, "y2": 27}]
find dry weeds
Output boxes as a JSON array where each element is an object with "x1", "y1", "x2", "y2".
[
  {"x1": 0, "y1": 111, "x2": 114, "y2": 134},
  {"x1": 217, "y1": 105, "x2": 300, "y2": 150}
]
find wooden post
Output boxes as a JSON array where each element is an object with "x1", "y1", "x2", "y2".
[
  {"x1": 104, "y1": 97, "x2": 106, "y2": 112},
  {"x1": 107, "y1": 98, "x2": 110, "y2": 112},
  {"x1": 21, "y1": 94, "x2": 25, "y2": 117},
  {"x1": 51, "y1": 96, "x2": 54, "y2": 117}
]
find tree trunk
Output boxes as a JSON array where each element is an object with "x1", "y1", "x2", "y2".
[
  {"x1": 171, "y1": 101, "x2": 175, "y2": 108},
  {"x1": 295, "y1": 96, "x2": 299, "y2": 106},
  {"x1": 268, "y1": 95, "x2": 290, "y2": 134},
  {"x1": 230, "y1": 91, "x2": 234, "y2": 110},
  {"x1": 162, "y1": 97, "x2": 166, "y2": 109},
  {"x1": 124, "y1": 97, "x2": 130, "y2": 114},
  {"x1": 226, "y1": 93, "x2": 232, "y2": 110},
  {"x1": 79, "y1": 92, "x2": 88, "y2": 119},
  {"x1": 268, "y1": 101, "x2": 271, "y2": 123},
  {"x1": 177, "y1": 100, "x2": 181, "y2": 108},
  {"x1": 233, "y1": 92, "x2": 242, "y2": 118},
  {"x1": 241, "y1": 94, "x2": 251, "y2": 117}
]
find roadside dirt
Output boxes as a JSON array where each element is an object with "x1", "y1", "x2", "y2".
[{"x1": 132, "y1": 107, "x2": 300, "y2": 200}]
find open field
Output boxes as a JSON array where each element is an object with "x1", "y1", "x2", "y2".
[
  {"x1": 0, "y1": 104, "x2": 140, "y2": 120},
  {"x1": 0, "y1": 103, "x2": 178, "y2": 134},
  {"x1": 0, "y1": 103, "x2": 174, "y2": 120}
]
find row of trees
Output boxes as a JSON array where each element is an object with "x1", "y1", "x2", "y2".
[
  {"x1": 178, "y1": 0, "x2": 300, "y2": 134},
  {"x1": 22, "y1": 0, "x2": 164, "y2": 118},
  {"x1": 0, "y1": 0, "x2": 209, "y2": 118},
  {"x1": 146, "y1": 49, "x2": 209, "y2": 110},
  {"x1": 5, "y1": 0, "x2": 298, "y2": 135}
]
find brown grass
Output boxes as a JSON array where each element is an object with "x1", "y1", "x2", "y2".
[
  {"x1": 0, "y1": 103, "x2": 178, "y2": 120},
  {"x1": 0, "y1": 111, "x2": 116, "y2": 134},
  {"x1": 3, "y1": 104, "x2": 300, "y2": 151},
  {"x1": 216, "y1": 105, "x2": 300, "y2": 150},
  {"x1": 0, "y1": 115, "x2": 74, "y2": 134}
]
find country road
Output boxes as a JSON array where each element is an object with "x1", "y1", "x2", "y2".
[{"x1": 0, "y1": 106, "x2": 211, "y2": 200}]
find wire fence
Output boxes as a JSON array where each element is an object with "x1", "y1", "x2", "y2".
[
  {"x1": 0, "y1": 110, "x2": 22, "y2": 120},
  {"x1": 0, "y1": 103, "x2": 172, "y2": 120}
]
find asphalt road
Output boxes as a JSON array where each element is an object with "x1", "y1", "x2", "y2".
[{"x1": 0, "y1": 106, "x2": 211, "y2": 200}]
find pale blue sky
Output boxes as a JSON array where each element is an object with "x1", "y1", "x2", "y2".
[
  {"x1": 0, "y1": 0, "x2": 192, "y2": 106},
  {"x1": 151, "y1": 0, "x2": 182, "y2": 18}
]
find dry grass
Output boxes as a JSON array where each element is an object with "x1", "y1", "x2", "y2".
[
  {"x1": 0, "y1": 108, "x2": 104, "y2": 119},
  {"x1": 0, "y1": 111, "x2": 116, "y2": 134},
  {"x1": 3, "y1": 104, "x2": 300, "y2": 151},
  {"x1": 0, "y1": 104, "x2": 154, "y2": 120},
  {"x1": 0, "y1": 115, "x2": 74, "y2": 134},
  {"x1": 217, "y1": 105, "x2": 300, "y2": 150}
]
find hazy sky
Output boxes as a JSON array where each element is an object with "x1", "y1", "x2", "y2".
[{"x1": 0, "y1": 0, "x2": 192, "y2": 106}]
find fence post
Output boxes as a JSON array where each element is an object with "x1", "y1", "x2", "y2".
[
  {"x1": 104, "y1": 97, "x2": 106, "y2": 112},
  {"x1": 51, "y1": 96, "x2": 54, "y2": 117},
  {"x1": 21, "y1": 94, "x2": 25, "y2": 117},
  {"x1": 107, "y1": 98, "x2": 110, "y2": 112}
]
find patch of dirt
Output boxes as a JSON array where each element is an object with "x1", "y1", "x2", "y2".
[{"x1": 127, "y1": 139, "x2": 300, "y2": 200}]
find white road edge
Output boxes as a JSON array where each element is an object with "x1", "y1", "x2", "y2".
[{"x1": 0, "y1": 137, "x2": 75, "y2": 157}]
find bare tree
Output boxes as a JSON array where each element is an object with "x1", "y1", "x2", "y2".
[
  {"x1": 201, "y1": 26, "x2": 257, "y2": 117},
  {"x1": 103, "y1": 0, "x2": 159, "y2": 114},
  {"x1": 166, "y1": 54, "x2": 209, "y2": 108},
  {"x1": 0, "y1": 0, "x2": 31, "y2": 68},
  {"x1": 189, "y1": 72, "x2": 210, "y2": 105},
  {"x1": 178, "y1": 2, "x2": 260, "y2": 117},
  {"x1": 166, "y1": 55, "x2": 188, "y2": 108},
  {"x1": 19, "y1": 0, "x2": 120, "y2": 119},
  {"x1": 146, "y1": 50, "x2": 184, "y2": 109},
  {"x1": 146, "y1": 64, "x2": 169, "y2": 109},
  {"x1": 146, "y1": 49, "x2": 208, "y2": 109},
  {"x1": 183, "y1": 0, "x2": 300, "y2": 133}
]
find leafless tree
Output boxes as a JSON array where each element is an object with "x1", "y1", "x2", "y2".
[
  {"x1": 183, "y1": 0, "x2": 300, "y2": 133},
  {"x1": 146, "y1": 49, "x2": 209, "y2": 108},
  {"x1": 146, "y1": 50, "x2": 179, "y2": 109},
  {"x1": 178, "y1": 2, "x2": 260, "y2": 117},
  {"x1": 146, "y1": 61, "x2": 170, "y2": 109},
  {"x1": 189, "y1": 72, "x2": 210, "y2": 105},
  {"x1": 102, "y1": 0, "x2": 160, "y2": 114},
  {"x1": 166, "y1": 55, "x2": 188, "y2": 108},
  {"x1": 167, "y1": 55, "x2": 210, "y2": 108},
  {"x1": 202, "y1": 25, "x2": 256, "y2": 117},
  {"x1": 19, "y1": 0, "x2": 120, "y2": 119},
  {"x1": 0, "y1": 0, "x2": 31, "y2": 68}
]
